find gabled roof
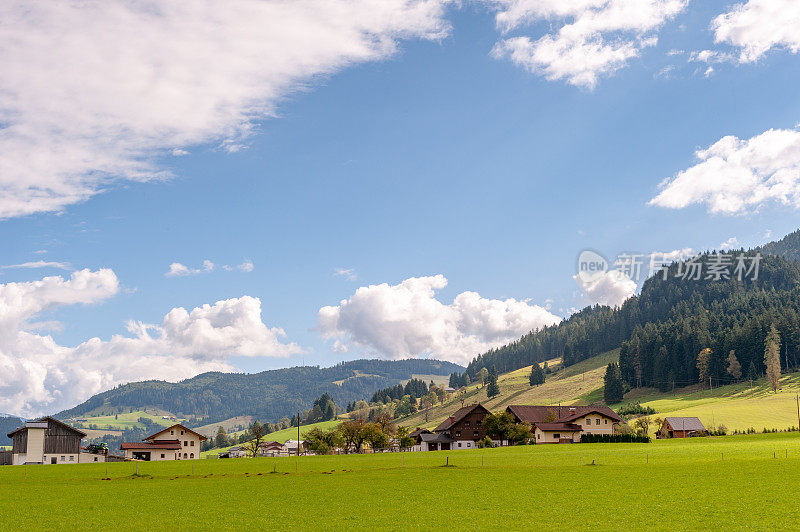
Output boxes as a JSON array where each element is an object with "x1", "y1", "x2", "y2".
[
  {"x1": 144, "y1": 424, "x2": 207, "y2": 442},
  {"x1": 420, "y1": 432, "x2": 456, "y2": 443},
  {"x1": 7, "y1": 416, "x2": 86, "y2": 439},
  {"x1": 534, "y1": 423, "x2": 583, "y2": 432},
  {"x1": 409, "y1": 428, "x2": 432, "y2": 439},
  {"x1": 121, "y1": 440, "x2": 181, "y2": 450},
  {"x1": 506, "y1": 405, "x2": 621, "y2": 425},
  {"x1": 664, "y1": 417, "x2": 705, "y2": 431},
  {"x1": 433, "y1": 403, "x2": 491, "y2": 432}
]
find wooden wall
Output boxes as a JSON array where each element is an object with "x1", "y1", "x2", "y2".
[{"x1": 43, "y1": 421, "x2": 82, "y2": 454}]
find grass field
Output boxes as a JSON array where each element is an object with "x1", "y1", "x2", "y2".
[{"x1": 2, "y1": 433, "x2": 799, "y2": 529}]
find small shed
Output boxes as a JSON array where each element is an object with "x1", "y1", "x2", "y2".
[{"x1": 659, "y1": 417, "x2": 706, "y2": 438}]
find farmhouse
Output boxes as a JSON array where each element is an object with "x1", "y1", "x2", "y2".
[
  {"x1": 258, "y1": 440, "x2": 285, "y2": 456},
  {"x1": 506, "y1": 405, "x2": 621, "y2": 443},
  {"x1": 121, "y1": 424, "x2": 207, "y2": 461},
  {"x1": 427, "y1": 403, "x2": 491, "y2": 451},
  {"x1": 658, "y1": 417, "x2": 706, "y2": 438},
  {"x1": 6, "y1": 417, "x2": 106, "y2": 465}
]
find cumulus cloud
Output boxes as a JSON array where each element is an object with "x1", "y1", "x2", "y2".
[
  {"x1": 489, "y1": 0, "x2": 688, "y2": 88},
  {"x1": 0, "y1": 269, "x2": 302, "y2": 417},
  {"x1": 712, "y1": 0, "x2": 800, "y2": 62},
  {"x1": 2, "y1": 261, "x2": 71, "y2": 270},
  {"x1": 318, "y1": 275, "x2": 560, "y2": 365},
  {"x1": 0, "y1": 0, "x2": 451, "y2": 218},
  {"x1": 719, "y1": 237, "x2": 740, "y2": 250},
  {"x1": 649, "y1": 128, "x2": 800, "y2": 214},
  {"x1": 573, "y1": 269, "x2": 637, "y2": 307}
]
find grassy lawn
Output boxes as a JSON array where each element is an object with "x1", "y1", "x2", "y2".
[{"x1": 2, "y1": 433, "x2": 799, "y2": 529}]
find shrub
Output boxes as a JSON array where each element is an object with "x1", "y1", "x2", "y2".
[{"x1": 477, "y1": 436, "x2": 493, "y2": 449}]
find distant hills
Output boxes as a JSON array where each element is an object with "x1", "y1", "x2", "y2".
[
  {"x1": 56, "y1": 358, "x2": 462, "y2": 425},
  {"x1": 0, "y1": 416, "x2": 24, "y2": 446},
  {"x1": 463, "y1": 229, "x2": 800, "y2": 394}
]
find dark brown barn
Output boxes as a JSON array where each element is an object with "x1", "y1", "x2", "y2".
[
  {"x1": 7, "y1": 417, "x2": 86, "y2": 465},
  {"x1": 429, "y1": 403, "x2": 491, "y2": 450}
]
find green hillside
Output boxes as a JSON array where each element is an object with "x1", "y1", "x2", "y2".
[{"x1": 398, "y1": 350, "x2": 800, "y2": 435}]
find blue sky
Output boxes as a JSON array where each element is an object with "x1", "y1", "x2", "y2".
[{"x1": 3, "y1": 0, "x2": 800, "y2": 416}]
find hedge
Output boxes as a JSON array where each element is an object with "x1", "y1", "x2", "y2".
[{"x1": 580, "y1": 433, "x2": 650, "y2": 443}]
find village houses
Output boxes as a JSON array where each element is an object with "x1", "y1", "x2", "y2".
[{"x1": 4, "y1": 417, "x2": 108, "y2": 465}]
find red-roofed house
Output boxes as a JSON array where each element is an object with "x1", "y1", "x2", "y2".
[
  {"x1": 506, "y1": 405, "x2": 621, "y2": 443},
  {"x1": 121, "y1": 424, "x2": 207, "y2": 461}
]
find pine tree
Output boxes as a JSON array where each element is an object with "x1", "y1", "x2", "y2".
[
  {"x1": 486, "y1": 366, "x2": 500, "y2": 398},
  {"x1": 529, "y1": 363, "x2": 545, "y2": 386},
  {"x1": 726, "y1": 350, "x2": 742, "y2": 381},
  {"x1": 603, "y1": 362, "x2": 624, "y2": 403},
  {"x1": 764, "y1": 324, "x2": 782, "y2": 392}
]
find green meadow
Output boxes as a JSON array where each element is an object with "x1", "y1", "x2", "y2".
[{"x1": 2, "y1": 433, "x2": 799, "y2": 530}]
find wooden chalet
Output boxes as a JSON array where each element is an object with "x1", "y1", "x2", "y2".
[{"x1": 658, "y1": 417, "x2": 706, "y2": 439}]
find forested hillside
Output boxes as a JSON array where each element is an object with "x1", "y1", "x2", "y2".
[
  {"x1": 0, "y1": 416, "x2": 24, "y2": 446},
  {"x1": 462, "y1": 231, "x2": 800, "y2": 393},
  {"x1": 56, "y1": 359, "x2": 462, "y2": 425}
]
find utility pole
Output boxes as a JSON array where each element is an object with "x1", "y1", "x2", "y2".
[{"x1": 796, "y1": 394, "x2": 799, "y2": 430}]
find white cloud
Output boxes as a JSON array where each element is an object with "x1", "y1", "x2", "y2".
[
  {"x1": 688, "y1": 49, "x2": 734, "y2": 64},
  {"x1": 573, "y1": 269, "x2": 637, "y2": 307},
  {"x1": 712, "y1": 0, "x2": 800, "y2": 62},
  {"x1": 719, "y1": 237, "x2": 740, "y2": 250},
  {"x1": 318, "y1": 275, "x2": 560, "y2": 365},
  {"x1": 165, "y1": 260, "x2": 215, "y2": 277},
  {"x1": 0, "y1": 0, "x2": 451, "y2": 219},
  {"x1": 489, "y1": 0, "x2": 688, "y2": 88},
  {"x1": 334, "y1": 268, "x2": 357, "y2": 281},
  {"x1": 649, "y1": 128, "x2": 800, "y2": 214},
  {"x1": 237, "y1": 260, "x2": 254, "y2": 273},
  {"x1": 2, "y1": 261, "x2": 71, "y2": 270},
  {"x1": 0, "y1": 269, "x2": 302, "y2": 417}
]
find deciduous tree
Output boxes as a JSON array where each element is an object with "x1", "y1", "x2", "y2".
[
  {"x1": 726, "y1": 350, "x2": 742, "y2": 381},
  {"x1": 765, "y1": 324, "x2": 782, "y2": 392}
]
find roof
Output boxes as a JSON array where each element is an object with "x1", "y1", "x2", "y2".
[
  {"x1": 664, "y1": 417, "x2": 705, "y2": 431},
  {"x1": 433, "y1": 403, "x2": 491, "y2": 432},
  {"x1": 144, "y1": 424, "x2": 207, "y2": 442},
  {"x1": 534, "y1": 423, "x2": 583, "y2": 432},
  {"x1": 121, "y1": 440, "x2": 181, "y2": 450},
  {"x1": 506, "y1": 405, "x2": 621, "y2": 425},
  {"x1": 420, "y1": 432, "x2": 456, "y2": 443},
  {"x1": 6, "y1": 416, "x2": 87, "y2": 439},
  {"x1": 259, "y1": 441, "x2": 283, "y2": 449},
  {"x1": 408, "y1": 428, "x2": 432, "y2": 438}
]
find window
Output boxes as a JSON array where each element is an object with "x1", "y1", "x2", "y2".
[
  {"x1": 170, "y1": 430, "x2": 174, "y2": 435},
  {"x1": 605, "y1": 419, "x2": 608, "y2": 424},
  {"x1": 184, "y1": 441, "x2": 188, "y2": 446},
  {"x1": 183, "y1": 453, "x2": 187, "y2": 459},
  {"x1": 190, "y1": 440, "x2": 195, "y2": 446},
  {"x1": 190, "y1": 453, "x2": 194, "y2": 459},
  {"x1": 595, "y1": 418, "x2": 600, "y2": 425},
  {"x1": 476, "y1": 420, "x2": 482, "y2": 426},
  {"x1": 60, "y1": 456, "x2": 65, "y2": 461},
  {"x1": 161, "y1": 454, "x2": 165, "y2": 459},
  {"x1": 553, "y1": 434, "x2": 560, "y2": 439},
  {"x1": 93, "y1": 457, "x2": 98, "y2": 462},
  {"x1": 180, "y1": 430, "x2": 184, "y2": 435},
  {"x1": 537, "y1": 433, "x2": 541, "y2": 440},
  {"x1": 69, "y1": 456, "x2": 74, "y2": 461},
  {"x1": 473, "y1": 431, "x2": 479, "y2": 438},
  {"x1": 458, "y1": 443, "x2": 462, "y2": 448},
  {"x1": 455, "y1": 431, "x2": 461, "y2": 437},
  {"x1": 464, "y1": 421, "x2": 470, "y2": 427}
]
